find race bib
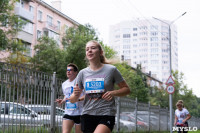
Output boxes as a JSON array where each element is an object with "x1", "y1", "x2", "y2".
[
  {"x1": 85, "y1": 78, "x2": 104, "y2": 94},
  {"x1": 178, "y1": 119, "x2": 183, "y2": 124},
  {"x1": 66, "y1": 101, "x2": 77, "y2": 110}
]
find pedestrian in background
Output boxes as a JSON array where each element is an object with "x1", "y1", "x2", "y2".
[
  {"x1": 56, "y1": 63, "x2": 84, "y2": 133},
  {"x1": 70, "y1": 40, "x2": 131, "y2": 133}
]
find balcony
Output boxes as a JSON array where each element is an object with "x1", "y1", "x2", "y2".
[
  {"x1": 16, "y1": 30, "x2": 33, "y2": 43},
  {"x1": 43, "y1": 21, "x2": 59, "y2": 33},
  {"x1": 14, "y1": 3, "x2": 34, "y2": 22}
]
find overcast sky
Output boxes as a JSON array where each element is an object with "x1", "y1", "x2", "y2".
[{"x1": 45, "y1": 0, "x2": 200, "y2": 97}]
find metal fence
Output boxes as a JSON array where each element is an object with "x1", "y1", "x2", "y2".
[
  {"x1": 0, "y1": 62, "x2": 64, "y2": 133},
  {"x1": 0, "y1": 62, "x2": 200, "y2": 133},
  {"x1": 114, "y1": 97, "x2": 200, "y2": 132}
]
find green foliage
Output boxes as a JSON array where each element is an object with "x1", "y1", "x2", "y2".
[
  {"x1": 4, "y1": 40, "x2": 30, "y2": 64},
  {"x1": 0, "y1": 0, "x2": 26, "y2": 51},
  {"x1": 100, "y1": 41, "x2": 117, "y2": 59},
  {"x1": 62, "y1": 24, "x2": 99, "y2": 72},
  {"x1": 149, "y1": 70, "x2": 200, "y2": 117},
  {"x1": 31, "y1": 24, "x2": 116, "y2": 79},
  {"x1": 149, "y1": 86, "x2": 169, "y2": 108},
  {"x1": 31, "y1": 36, "x2": 66, "y2": 78},
  {"x1": 114, "y1": 63, "x2": 149, "y2": 102},
  {"x1": 172, "y1": 70, "x2": 200, "y2": 117}
]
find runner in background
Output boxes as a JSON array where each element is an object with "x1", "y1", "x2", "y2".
[
  {"x1": 56, "y1": 63, "x2": 84, "y2": 133},
  {"x1": 174, "y1": 100, "x2": 191, "y2": 133}
]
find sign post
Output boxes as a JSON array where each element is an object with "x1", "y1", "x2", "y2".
[{"x1": 165, "y1": 75, "x2": 175, "y2": 132}]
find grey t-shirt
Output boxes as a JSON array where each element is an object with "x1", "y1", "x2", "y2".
[{"x1": 76, "y1": 64, "x2": 124, "y2": 116}]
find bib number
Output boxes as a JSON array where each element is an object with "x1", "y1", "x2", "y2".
[
  {"x1": 85, "y1": 78, "x2": 104, "y2": 94},
  {"x1": 66, "y1": 101, "x2": 77, "y2": 110}
]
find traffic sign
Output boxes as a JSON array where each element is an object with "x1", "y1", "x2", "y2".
[
  {"x1": 166, "y1": 85, "x2": 175, "y2": 94},
  {"x1": 166, "y1": 75, "x2": 175, "y2": 85}
]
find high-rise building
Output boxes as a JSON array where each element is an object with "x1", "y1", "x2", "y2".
[{"x1": 109, "y1": 19, "x2": 178, "y2": 82}]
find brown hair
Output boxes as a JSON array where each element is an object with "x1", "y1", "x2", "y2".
[
  {"x1": 85, "y1": 40, "x2": 109, "y2": 64},
  {"x1": 67, "y1": 63, "x2": 78, "y2": 72}
]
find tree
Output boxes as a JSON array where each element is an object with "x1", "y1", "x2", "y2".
[
  {"x1": 31, "y1": 36, "x2": 66, "y2": 78},
  {"x1": 31, "y1": 24, "x2": 116, "y2": 79},
  {"x1": 149, "y1": 86, "x2": 169, "y2": 108},
  {"x1": 114, "y1": 63, "x2": 149, "y2": 102},
  {"x1": 148, "y1": 70, "x2": 200, "y2": 117},
  {"x1": 0, "y1": 0, "x2": 26, "y2": 51},
  {"x1": 172, "y1": 70, "x2": 200, "y2": 117},
  {"x1": 100, "y1": 41, "x2": 117, "y2": 59},
  {"x1": 62, "y1": 24, "x2": 99, "y2": 71}
]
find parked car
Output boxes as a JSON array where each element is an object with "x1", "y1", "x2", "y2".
[
  {"x1": 124, "y1": 111, "x2": 168, "y2": 130},
  {"x1": 26, "y1": 105, "x2": 64, "y2": 127},
  {"x1": 115, "y1": 115, "x2": 136, "y2": 132},
  {"x1": 115, "y1": 112, "x2": 149, "y2": 132},
  {"x1": 120, "y1": 113, "x2": 148, "y2": 130},
  {"x1": 0, "y1": 102, "x2": 50, "y2": 128}
]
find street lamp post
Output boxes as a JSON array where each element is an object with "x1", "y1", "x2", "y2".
[{"x1": 153, "y1": 12, "x2": 186, "y2": 133}]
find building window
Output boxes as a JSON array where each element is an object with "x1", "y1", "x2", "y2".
[
  {"x1": 22, "y1": 20, "x2": 33, "y2": 34},
  {"x1": 57, "y1": 21, "x2": 60, "y2": 30},
  {"x1": 162, "y1": 32, "x2": 168, "y2": 36},
  {"x1": 21, "y1": 1, "x2": 24, "y2": 8},
  {"x1": 123, "y1": 34, "x2": 130, "y2": 38},
  {"x1": 151, "y1": 43, "x2": 159, "y2": 47},
  {"x1": 38, "y1": 10, "x2": 42, "y2": 21},
  {"x1": 123, "y1": 50, "x2": 130, "y2": 55},
  {"x1": 123, "y1": 39, "x2": 130, "y2": 43},
  {"x1": 122, "y1": 28, "x2": 131, "y2": 32},
  {"x1": 139, "y1": 32, "x2": 148, "y2": 36},
  {"x1": 151, "y1": 25, "x2": 158, "y2": 30},
  {"x1": 44, "y1": 30, "x2": 60, "y2": 45},
  {"x1": 47, "y1": 15, "x2": 53, "y2": 26},
  {"x1": 151, "y1": 48, "x2": 158, "y2": 53},
  {"x1": 65, "y1": 24, "x2": 69, "y2": 32},
  {"x1": 139, "y1": 37, "x2": 148, "y2": 41},
  {"x1": 151, "y1": 60, "x2": 159, "y2": 64},
  {"x1": 162, "y1": 49, "x2": 168, "y2": 53},
  {"x1": 151, "y1": 54, "x2": 159, "y2": 59},
  {"x1": 22, "y1": 42, "x2": 31, "y2": 57},
  {"x1": 115, "y1": 35, "x2": 120, "y2": 38},
  {"x1": 29, "y1": 5, "x2": 34, "y2": 13},
  {"x1": 140, "y1": 26, "x2": 147, "y2": 30},
  {"x1": 133, "y1": 33, "x2": 137, "y2": 36},
  {"x1": 37, "y1": 30, "x2": 42, "y2": 39},
  {"x1": 133, "y1": 28, "x2": 137, "y2": 31},
  {"x1": 151, "y1": 32, "x2": 158, "y2": 36},
  {"x1": 162, "y1": 37, "x2": 168, "y2": 41},
  {"x1": 162, "y1": 61, "x2": 168, "y2": 64},
  {"x1": 133, "y1": 44, "x2": 137, "y2": 47},
  {"x1": 123, "y1": 45, "x2": 130, "y2": 49},
  {"x1": 150, "y1": 37, "x2": 158, "y2": 41}
]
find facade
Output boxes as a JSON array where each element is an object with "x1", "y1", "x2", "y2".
[
  {"x1": 2, "y1": 0, "x2": 79, "y2": 58},
  {"x1": 109, "y1": 19, "x2": 178, "y2": 82}
]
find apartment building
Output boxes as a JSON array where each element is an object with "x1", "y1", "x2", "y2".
[
  {"x1": 109, "y1": 19, "x2": 178, "y2": 83},
  {"x1": 7, "y1": 0, "x2": 79, "y2": 57}
]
